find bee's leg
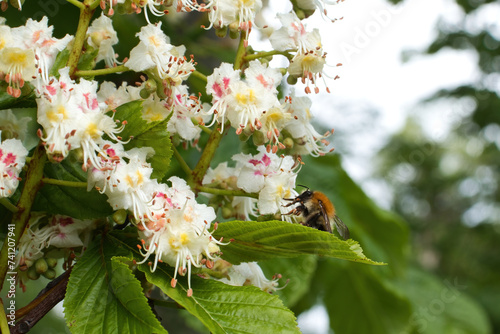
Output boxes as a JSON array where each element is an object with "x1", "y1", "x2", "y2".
[
  {"x1": 305, "y1": 212, "x2": 323, "y2": 230},
  {"x1": 283, "y1": 199, "x2": 300, "y2": 207}
]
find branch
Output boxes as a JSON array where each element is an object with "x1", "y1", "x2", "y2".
[
  {"x1": 11, "y1": 269, "x2": 71, "y2": 334},
  {"x1": 67, "y1": 3, "x2": 95, "y2": 76}
]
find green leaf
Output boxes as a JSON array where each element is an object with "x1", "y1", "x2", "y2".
[
  {"x1": 138, "y1": 262, "x2": 300, "y2": 334},
  {"x1": 394, "y1": 267, "x2": 491, "y2": 334},
  {"x1": 49, "y1": 49, "x2": 70, "y2": 78},
  {"x1": 299, "y1": 154, "x2": 410, "y2": 273},
  {"x1": 33, "y1": 158, "x2": 113, "y2": 219},
  {"x1": 78, "y1": 48, "x2": 99, "y2": 73},
  {"x1": 115, "y1": 100, "x2": 173, "y2": 180},
  {"x1": 212, "y1": 220, "x2": 384, "y2": 265},
  {"x1": 64, "y1": 235, "x2": 168, "y2": 334},
  {"x1": 259, "y1": 255, "x2": 318, "y2": 308},
  {"x1": 321, "y1": 260, "x2": 412, "y2": 334}
]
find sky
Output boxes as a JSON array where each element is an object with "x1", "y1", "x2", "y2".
[{"x1": 250, "y1": 0, "x2": 482, "y2": 332}]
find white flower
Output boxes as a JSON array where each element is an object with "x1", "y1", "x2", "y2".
[
  {"x1": 137, "y1": 176, "x2": 221, "y2": 296},
  {"x1": 97, "y1": 81, "x2": 137, "y2": 111},
  {"x1": 283, "y1": 92, "x2": 333, "y2": 156},
  {"x1": 205, "y1": 62, "x2": 241, "y2": 131},
  {"x1": 0, "y1": 135, "x2": 28, "y2": 198},
  {"x1": 11, "y1": 17, "x2": 73, "y2": 84},
  {"x1": 142, "y1": 94, "x2": 171, "y2": 123},
  {"x1": 289, "y1": 50, "x2": 328, "y2": 94},
  {"x1": 101, "y1": 148, "x2": 158, "y2": 221},
  {"x1": 87, "y1": 13, "x2": 119, "y2": 67},
  {"x1": 16, "y1": 215, "x2": 95, "y2": 268},
  {"x1": 218, "y1": 261, "x2": 281, "y2": 293},
  {"x1": 0, "y1": 47, "x2": 36, "y2": 98},
  {"x1": 167, "y1": 86, "x2": 208, "y2": 142},
  {"x1": 270, "y1": 12, "x2": 321, "y2": 54},
  {"x1": 127, "y1": 23, "x2": 194, "y2": 83}
]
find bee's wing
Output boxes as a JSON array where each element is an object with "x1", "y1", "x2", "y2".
[
  {"x1": 333, "y1": 215, "x2": 350, "y2": 240},
  {"x1": 318, "y1": 200, "x2": 333, "y2": 233}
]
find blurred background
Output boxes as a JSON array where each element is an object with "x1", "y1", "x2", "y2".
[{"x1": 2, "y1": 0, "x2": 499, "y2": 333}]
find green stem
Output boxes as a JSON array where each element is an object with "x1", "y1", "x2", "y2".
[
  {"x1": 171, "y1": 145, "x2": 192, "y2": 176},
  {"x1": 75, "y1": 65, "x2": 130, "y2": 77},
  {"x1": 197, "y1": 186, "x2": 258, "y2": 199},
  {"x1": 67, "y1": 3, "x2": 95, "y2": 77},
  {"x1": 0, "y1": 300, "x2": 9, "y2": 334},
  {"x1": 243, "y1": 50, "x2": 294, "y2": 62},
  {"x1": 0, "y1": 198, "x2": 19, "y2": 213},
  {"x1": 233, "y1": 31, "x2": 248, "y2": 70},
  {"x1": 65, "y1": 0, "x2": 85, "y2": 9},
  {"x1": 191, "y1": 118, "x2": 212, "y2": 135},
  {"x1": 190, "y1": 70, "x2": 207, "y2": 83},
  {"x1": 0, "y1": 145, "x2": 47, "y2": 291},
  {"x1": 41, "y1": 178, "x2": 87, "y2": 188},
  {"x1": 191, "y1": 32, "x2": 248, "y2": 191}
]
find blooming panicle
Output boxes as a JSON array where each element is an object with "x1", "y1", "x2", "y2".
[
  {"x1": 0, "y1": 134, "x2": 28, "y2": 198},
  {"x1": 127, "y1": 23, "x2": 195, "y2": 84},
  {"x1": 282, "y1": 92, "x2": 334, "y2": 157},
  {"x1": 136, "y1": 177, "x2": 222, "y2": 296},
  {"x1": 87, "y1": 13, "x2": 120, "y2": 67}
]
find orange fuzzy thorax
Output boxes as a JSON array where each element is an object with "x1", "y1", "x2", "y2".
[{"x1": 312, "y1": 191, "x2": 335, "y2": 218}]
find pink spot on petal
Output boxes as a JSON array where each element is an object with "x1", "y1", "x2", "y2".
[{"x1": 262, "y1": 154, "x2": 271, "y2": 167}]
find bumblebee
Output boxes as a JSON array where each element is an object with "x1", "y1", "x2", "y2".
[{"x1": 284, "y1": 187, "x2": 350, "y2": 240}]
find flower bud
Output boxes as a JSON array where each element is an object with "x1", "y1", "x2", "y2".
[
  {"x1": 43, "y1": 268, "x2": 57, "y2": 280},
  {"x1": 35, "y1": 258, "x2": 48, "y2": 274},
  {"x1": 112, "y1": 209, "x2": 128, "y2": 225},
  {"x1": 27, "y1": 266, "x2": 40, "y2": 280},
  {"x1": 215, "y1": 27, "x2": 228, "y2": 38},
  {"x1": 46, "y1": 258, "x2": 58, "y2": 268}
]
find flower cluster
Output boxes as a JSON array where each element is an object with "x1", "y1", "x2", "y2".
[
  {"x1": 203, "y1": 146, "x2": 299, "y2": 221},
  {"x1": 206, "y1": 61, "x2": 333, "y2": 155},
  {"x1": 270, "y1": 11, "x2": 331, "y2": 94},
  {"x1": 36, "y1": 67, "x2": 126, "y2": 165},
  {"x1": 0, "y1": 17, "x2": 73, "y2": 97}
]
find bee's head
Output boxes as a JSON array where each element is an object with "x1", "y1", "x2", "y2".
[{"x1": 297, "y1": 185, "x2": 313, "y2": 200}]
